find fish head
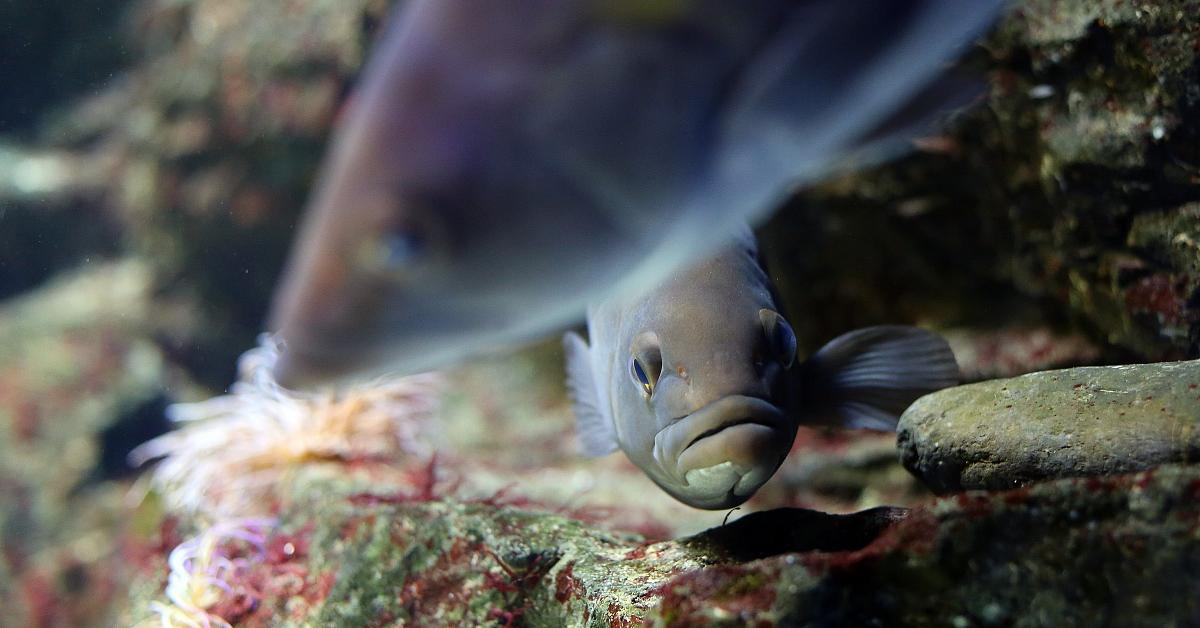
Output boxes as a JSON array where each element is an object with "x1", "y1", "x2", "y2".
[
  {"x1": 268, "y1": 171, "x2": 640, "y2": 387},
  {"x1": 267, "y1": 0, "x2": 653, "y2": 387},
  {"x1": 614, "y1": 298, "x2": 800, "y2": 509}
]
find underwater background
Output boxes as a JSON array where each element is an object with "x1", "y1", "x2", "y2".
[{"x1": 1, "y1": 0, "x2": 1199, "y2": 625}]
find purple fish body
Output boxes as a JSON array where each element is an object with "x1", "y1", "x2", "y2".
[{"x1": 268, "y1": 0, "x2": 1003, "y2": 386}]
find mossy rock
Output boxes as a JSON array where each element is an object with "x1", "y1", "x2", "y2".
[{"x1": 898, "y1": 359, "x2": 1200, "y2": 492}]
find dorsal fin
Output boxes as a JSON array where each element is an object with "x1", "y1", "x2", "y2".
[{"x1": 563, "y1": 331, "x2": 618, "y2": 456}]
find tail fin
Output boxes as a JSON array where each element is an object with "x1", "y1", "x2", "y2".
[{"x1": 800, "y1": 326, "x2": 959, "y2": 430}]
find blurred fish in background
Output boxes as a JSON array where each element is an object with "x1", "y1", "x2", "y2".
[{"x1": 267, "y1": 0, "x2": 1005, "y2": 387}]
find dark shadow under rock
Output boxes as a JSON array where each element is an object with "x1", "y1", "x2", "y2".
[{"x1": 685, "y1": 506, "x2": 909, "y2": 562}]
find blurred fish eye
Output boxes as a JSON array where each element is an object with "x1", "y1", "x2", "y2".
[
  {"x1": 357, "y1": 229, "x2": 426, "y2": 275},
  {"x1": 355, "y1": 207, "x2": 442, "y2": 277},
  {"x1": 759, "y1": 309, "x2": 797, "y2": 369},
  {"x1": 629, "y1": 347, "x2": 662, "y2": 398},
  {"x1": 382, "y1": 231, "x2": 427, "y2": 266}
]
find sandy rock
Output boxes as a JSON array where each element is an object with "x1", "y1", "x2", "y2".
[{"x1": 897, "y1": 360, "x2": 1200, "y2": 492}]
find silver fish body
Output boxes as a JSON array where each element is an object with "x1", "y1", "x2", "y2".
[
  {"x1": 564, "y1": 229, "x2": 960, "y2": 509},
  {"x1": 268, "y1": 0, "x2": 1003, "y2": 386}
]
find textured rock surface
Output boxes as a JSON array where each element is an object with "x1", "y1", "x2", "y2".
[
  {"x1": 119, "y1": 464, "x2": 1200, "y2": 626},
  {"x1": 119, "y1": 473, "x2": 904, "y2": 626},
  {"x1": 659, "y1": 465, "x2": 1200, "y2": 626},
  {"x1": 1, "y1": 0, "x2": 394, "y2": 386},
  {"x1": 0, "y1": 261, "x2": 168, "y2": 627},
  {"x1": 766, "y1": 0, "x2": 1200, "y2": 361},
  {"x1": 898, "y1": 360, "x2": 1200, "y2": 492}
]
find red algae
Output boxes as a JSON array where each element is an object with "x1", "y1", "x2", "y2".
[
  {"x1": 346, "y1": 457, "x2": 456, "y2": 507},
  {"x1": 1124, "y1": 274, "x2": 1192, "y2": 325},
  {"x1": 1136, "y1": 468, "x2": 1158, "y2": 490},
  {"x1": 486, "y1": 605, "x2": 526, "y2": 628},
  {"x1": 607, "y1": 602, "x2": 643, "y2": 627},
  {"x1": 958, "y1": 493, "x2": 995, "y2": 518},
  {"x1": 1003, "y1": 486, "x2": 1034, "y2": 506},
  {"x1": 397, "y1": 538, "x2": 480, "y2": 619},
  {"x1": 623, "y1": 543, "x2": 653, "y2": 560},
  {"x1": 202, "y1": 525, "x2": 324, "y2": 626},
  {"x1": 652, "y1": 564, "x2": 780, "y2": 626},
  {"x1": 264, "y1": 525, "x2": 312, "y2": 565},
  {"x1": 800, "y1": 509, "x2": 941, "y2": 574},
  {"x1": 21, "y1": 570, "x2": 59, "y2": 628},
  {"x1": 408, "y1": 454, "x2": 445, "y2": 501},
  {"x1": 11, "y1": 398, "x2": 40, "y2": 443},
  {"x1": 789, "y1": 426, "x2": 855, "y2": 455},
  {"x1": 554, "y1": 562, "x2": 582, "y2": 602},
  {"x1": 121, "y1": 516, "x2": 183, "y2": 575}
]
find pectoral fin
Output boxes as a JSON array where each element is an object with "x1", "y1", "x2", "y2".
[
  {"x1": 563, "y1": 331, "x2": 618, "y2": 456},
  {"x1": 802, "y1": 326, "x2": 959, "y2": 430}
]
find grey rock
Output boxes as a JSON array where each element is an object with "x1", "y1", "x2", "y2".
[{"x1": 897, "y1": 360, "x2": 1200, "y2": 492}]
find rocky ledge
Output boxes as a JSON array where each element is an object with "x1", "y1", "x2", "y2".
[
  {"x1": 898, "y1": 360, "x2": 1200, "y2": 492},
  {"x1": 120, "y1": 464, "x2": 1200, "y2": 626}
]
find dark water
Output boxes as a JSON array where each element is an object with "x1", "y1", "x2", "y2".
[{"x1": 0, "y1": 0, "x2": 133, "y2": 137}]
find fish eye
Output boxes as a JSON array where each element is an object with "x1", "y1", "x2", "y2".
[
  {"x1": 759, "y1": 309, "x2": 797, "y2": 369},
  {"x1": 632, "y1": 358, "x2": 652, "y2": 394},
  {"x1": 382, "y1": 230, "x2": 427, "y2": 266},
  {"x1": 354, "y1": 188, "x2": 456, "y2": 277},
  {"x1": 358, "y1": 227, "x2": 429, "y2": 275},
  {"x1": 629, "y1": 348, "x2": 662, "y2": 398}
]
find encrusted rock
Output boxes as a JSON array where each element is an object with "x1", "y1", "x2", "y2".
[
  {"x1": 121, "y1": 464, "x2": 1200, "y2": 626},
  {"x1": 0, "y1": 260, "x2": 169, "y2": 627},
  {"x1": 897, "y1": 360, "x2": 1200, "y2": 492}
]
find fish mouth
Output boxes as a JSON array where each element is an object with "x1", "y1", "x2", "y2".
[
  {"x1": 685, "y1": 418, "x2": 769, "y2": 451},
  {"x1": 651, "y1": 395, "x2": 791, "y2": 508}
]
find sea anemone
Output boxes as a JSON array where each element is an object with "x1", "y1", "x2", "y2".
[
  {"x1": 145, "y1": 517, "x2": 276, "y2": 628},
  {"x1": 130, "y1": 335, "x2": 442, "y2": 516}
]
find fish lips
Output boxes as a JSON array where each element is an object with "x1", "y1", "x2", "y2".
[{"x1": 652, "y1": 395, "x2": 792, "y2": 509}]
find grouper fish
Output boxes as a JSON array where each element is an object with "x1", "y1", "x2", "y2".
[
  {"x1": 564, "y1": 228, "x2": 960, "y2": 509},
  {"x1": 268, "y1": 0, "x2": 1003, "y2": 387}
]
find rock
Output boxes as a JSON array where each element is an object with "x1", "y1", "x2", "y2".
[
  {"x1": 6, "y1": 0, "x2": 395, "y2": 387},
  {"x1": 0, "y1": 260, "x2": 171, "y2": 627},
  {"x1": 897, "y1": 360, "x2": 1200, "y2": 493},
  {"x1": 941, "y1": 326, "x2": 1104, "y2": 381},
  {"x1": 118, "y1": 464, "x2": 910, "y2": 626},
  {"x1": 764, "y1": 0, "x2": 1200, "y2": 361},
  {"x1": 120, "y1": 464, "x2": 1200, "y2": 626},
  {"x1": 657, "y1": 465, "x2": 1200, "y2": 626}
]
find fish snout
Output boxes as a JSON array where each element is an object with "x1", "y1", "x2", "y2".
[{"x1": 652, "y1": 395, "x2": 793, "y2": 509}]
